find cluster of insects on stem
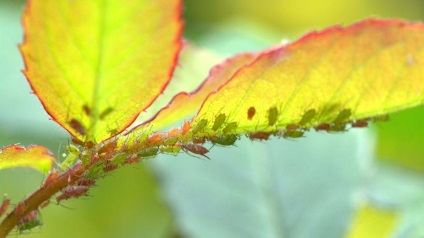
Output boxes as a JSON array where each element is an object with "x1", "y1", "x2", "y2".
[{"x1": 0, "y1": 102, "x2": 388, "y2": 234}]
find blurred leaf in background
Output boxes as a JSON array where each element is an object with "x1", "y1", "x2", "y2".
[{"x1": 2, "y1": 0, "x2": 424, "y2": 237}]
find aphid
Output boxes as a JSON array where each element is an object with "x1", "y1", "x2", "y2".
[
  {"x1": 123, "y1": 156, "x2": 140, "y2": 165},
  {"x1": 351, "y1": 120, "x2": 368, "y2": 128},
  {"x1": 212, "y1": 113, "x2": 226, "y2": 131},
  {"x1": 15, "y1": 202, "x2": 25, "y2": 216},
  {"x1": 110, "y1": 152, "x2": 128, "y2": 165},
  {"x1": 222, "y1": 122, "x2": 238, "y2": 134},
  {"x1": 192, "y1": 137, "x2": 206, "y2": 144},
  {"x1": 328, "y1": 123, "x2": 347, "y2": 132},
  {"x1": 373, "y1": 114, "x2": 389, "y2": 122},
  {"x1": 334, "y1": 109, "x2": 352, "y2": 124},
  {"x1": 314, "y1": 123, "x2": 330, "y2": 131},
  {"x1": 72, "y1": 137, "x2": 85, "y2": 146},
  {"x1": 286, "y1": 124, "x2": 299, "y2": 131},
  {"x1": 69, "y1": 118, "x2": 86, "y2": 135},
  {"x1": 138, "y1": 147, "x2": 159, "y2": 158},
  {"x1": 210, "y1": 135, "x2": 238, "y2": 146},
  {"x1": 18, "y1": 210, "x2": 42, "y2": 233},
  {"x1": 181, "y1": 121, "x2": 191, "y2": 135},
  {"x1": 39, "y1": 201, "x2": 50, "y2": 209},
  {"x1": 247, "y1": 107, "x2": 256, "y2": 120},
  {"x1": 56, "y1": 186, "x2": 89, "y2": 203},
  {"x1": 66, "y1": 144, "x2": 81, "y2": 157},
  {"x1": 299, "y1": 109, "x2": 316, "y2": 126},
  {"x1": 160, "y1": 145, "x2": 181, "y2": 155},
  {"x1": 249, "y1": 132, "x2": 270, "y2": 141},
  {"x1": 80, "y1": 155, "x2": 91, "y2": 166},
  {"x1": 192, "y1": 119, "x2": 208, "y2": 134},
  {"x1": 0, "y1": 198, "x2": 10, "y2": 218},
  {"x1": 268, "y1": 106, "x2": 278, "y2": 126},
  {"x1": 99, "y1": 107, "x2": 113, "y2": 120},
  {"x1": 104, "y1": 163, "x2": 118, "y2": 172},
  {"x1": 44, "y1": 169, "x2": 59, "y2": 187},
  {"x1": 167, "y1": 128, "x2": 180, "y2": 137},
  {"x1": 77, "y1": 179, "x2": 95, "y2": 187},
  {"x1": 182, "y1": 144, "x2": 210, "y2": 160},
  {"x1": 98, "y1": 141, "x2": 117, "y2": 155},
  {"x1": 85, "y1": 141, "x2": 95, "y2": 149},
  {"x1": 82, "y1": 104, "x2": 91, "y2": 116},
  {"x1": 163, "y1": 137, "x2": 178, "y2": 146},
  {"x1": 283, "y1": 130, "x2": 304, "y2": 138},
  {"x1": 85, "y1": 161, "x2": 106, "y2": 178},
  {"x1": 149, "y1": 133, "x2": 163, "y2": 143},
  {"x1": 60, "y1": 152, "x2": 77, "y2": 170}
]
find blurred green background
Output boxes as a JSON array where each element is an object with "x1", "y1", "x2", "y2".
[{"x1": 1, "y1": 0, "x2": 424, "y2": 237}]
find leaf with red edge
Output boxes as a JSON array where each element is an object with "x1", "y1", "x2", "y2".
[
  {"x1": 0, "y1": 144, "x2": 55, "y2": 173},
  {"x1": 141, "y1": 51, "x2": 259, "y2": 132},
  {"x1": 20, "y1": 0, "x2": 183, "y2": 143},
  {"x1": 129, "y1": 44, "x2": 224, "y2": 131},
  {"x1": 190, "y1": 19, "x2": 424, "y2": 136}
]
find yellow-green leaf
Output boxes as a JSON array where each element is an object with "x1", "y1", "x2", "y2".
[
  {"x1": 345, "y1": 204, "x2": 398, "y2": 238},
  {"x1": 140, "y1": 51, "x2": 258, "y2": 132},
  {"x1": 21, "y1": 0, "x2": 182, "y2": 142},
  {"x1": 191, "y1": 19, "x2": 424, "y2": 136},
  {"x1": 0, "y1": 144, "x2": 55, "y2": 173},
  {"x1": 129, "y1": 44, "x2": 224, "y2": 131}
]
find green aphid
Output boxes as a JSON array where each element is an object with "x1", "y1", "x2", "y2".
[
  {"x1": 210, "y1": 135, "x2": 238, "y2": 146},
  {"x1": 80, "y1": 155, "x2": 90, "y2": 166},
  {"x1": 328, "y1": 123, "x2": 347, "y2": 132},
  {"x1": 192, "y1": 119, "x2": 208, "y2": 134},
  {"x1": 283, "y1": 130, "x2": 304, "y2": 138},
  {"x1": 268, "y1": 106, "x2": 278, "y2": 126},
  {"x1": 334, "y1": 109, "x2": 352, "y2": 124},
  {"x1": 160, "y1": 146, "x2": 181, "y2": 155},
  {"x1": 138, "y1": 147, "x2": 159, "y2": 158},
  {"x1": 86, "y1": 161, "x2": 106, "y2": 178},
  {"x1": 60, "y1": 153, "x2": 77, "y2": 170},
  {"x1": 18, "y1": 219, "x2": 42, "y2": 233},
  {"x1": 163, "y1": 137, "x2": 178, "y2": 146},
  {"x1": 110, "y1": 152, "x2": 128, "y2": 166},
  {"x1": 66, "y1": 144, "x2": 81, "y2": 156},
  {"x1": 373, "y1": 114, "x2": 389, "y2": 122},
  {"x1": 99, "y1": 107, "x2": 113, "y2": 120},
  {"x1": 299, "y1": 109, "x2": 316, "y2": 126},
  {"x1": 212, "y1": 113, "x2": 226, "y2": 131},
  {"x1": 222, "y1": 122, "x2": 238, "y2": 134}
]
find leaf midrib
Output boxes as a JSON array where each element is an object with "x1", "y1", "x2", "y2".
[{"x1": 90, "y1": 0, "x2": 108, "y2": 139}]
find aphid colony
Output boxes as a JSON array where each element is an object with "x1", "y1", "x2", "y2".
[{"x1": 53, "y1": 106, "x2": 386, "y2": 207}]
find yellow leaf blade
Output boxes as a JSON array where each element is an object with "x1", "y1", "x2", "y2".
[
  {"x1": 21, "y1": 0, "x2": 183, "y2": 142},
  {"x1": 191, "y1": 19, "x2": 424, "y2": 135},
  {"x1": 0, "y1": 144, "x2": 55, "y2": 173},
  {"x1": 143, "y1": 51, "x2": 258, "y2": 131}
]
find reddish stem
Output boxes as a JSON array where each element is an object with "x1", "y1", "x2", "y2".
[{"x1": 0, "y1": 163, "x2": 85, "y2": 237}]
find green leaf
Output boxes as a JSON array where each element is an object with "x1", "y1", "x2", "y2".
[
  {"x1": 189, "y1": 19, "x2": 424, "y2": 137},
  {"x1": 374, "y1": 106, "x2": 424, "y2": 171},
  {"x1": 21, "y1": 0, "x2": 183, "y2": 142},
  {"x1": 0, "y1": 144, "x2": 55, "y2": 173},
  {"x1": 150, "y1": 131, "x2": 367, "y2": 238}
]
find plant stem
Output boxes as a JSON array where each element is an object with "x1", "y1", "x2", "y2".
[{"x1": 0, "y1": 163, "x2": 85, "y2": 237}]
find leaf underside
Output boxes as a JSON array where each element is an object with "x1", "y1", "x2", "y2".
[
  {"x1": 189, "y1": 19, "x2": 424, "y2": 136},
  {"x1": 0, "y1": 144, "x2": 55, "y2": 173},
  {"x1": 21, "y1": 0, "x2": 183, "y2": 143},
  {"x1": 115, "y1": 18, "x2": 424, "y2": 159}
]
